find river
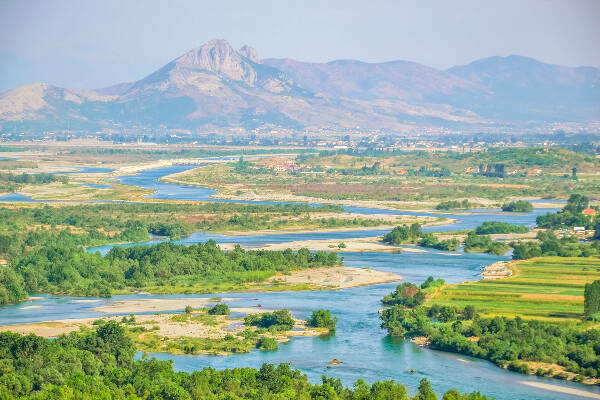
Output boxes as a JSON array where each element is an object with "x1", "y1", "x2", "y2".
[{"x1": 1, "y1": 164, "x2": 598, "y2": 399}]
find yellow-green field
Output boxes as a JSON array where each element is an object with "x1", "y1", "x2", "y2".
[{"x1": 430, "y1": 257, "x2": 600, "y2": 321}]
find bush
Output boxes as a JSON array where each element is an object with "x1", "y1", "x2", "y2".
[
  {"x1": 436, "y1": 200, "x2": 471, "y2": 210},
  {"x1": 208, "y1": 303, "x2": 230, "y2": 315},
  {"x1": 507, "y1": 361, "x2": 531, "y2": 374},
  {"x1": 256, "y1": 337, "x2": 278, "y2": 351},
  {"x1": 382, "y1": 283, "x2": 426, "y2": 308},
  {"x1": 475, "y1": 221, "x2": 529, "y2": 235},
  {"x1": 245, "y1": 309, "x2": 295, "y2": 331},
  {"x1": 306, "y1": 309, "x2": 338, "y2": 331},
  {"x1": 501, "y1": 201, "x2": 533, "y2": 212},
  {"x1": 420, "y1": 276, "x2": 445, "y2": 291}
]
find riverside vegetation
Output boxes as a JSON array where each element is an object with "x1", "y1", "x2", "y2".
[
  {"x1": 111, "y1": 307, "x2": 337, "y2": 356},
  {"x1": 380, "y1": 258, "x2": 600, "y2": 383},
  {"x1": 380, "y1": 201, "x2": 600, "y2": 383},
  {"x1": 0, "y1": 321, "x2": 494, "y2": 399},
  {"x1": 0, "y1": 199, "x2": 414, "y2": 305},
  {"x1": 382, "y1": 195, "x2": 599, "y2": 258},
  {"x1": 382, "y1": 223, "x2": 460, "y2": 251},
  {"x1": 0, "y1": 241, "x2": 340, "y2": 304},
  {"x1": 171, "y1": 147, "x2": 600, "y2": 204},
  {"x1": 0, "y1": 202, "x2": 362, "y2": 258}
]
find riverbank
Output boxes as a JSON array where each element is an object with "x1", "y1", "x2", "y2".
[
  {"x1": 92, "y1": 297, "x2": 232, "y2": 313},
  {"x1": 103, "y1": 266, "x2": 403, "y2": 296}
]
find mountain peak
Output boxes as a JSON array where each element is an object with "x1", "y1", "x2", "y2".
[
  {"x1": 174, "y1": 39, "x2": 256, "y2": 83},
  {"x1": 239, "y1": 45, "x2": 260, "y2": 63}
]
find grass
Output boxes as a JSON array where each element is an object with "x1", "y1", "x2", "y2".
[
  {"x1": 114, "y1": 281, "x2": 322, "y2": 296},
  {"x1": 430, "y1": 257, "x2": 600, "y2": 321}
]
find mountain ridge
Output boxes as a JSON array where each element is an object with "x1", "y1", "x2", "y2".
[{"x1": 1, "y1": 39, "x2": 598, "y2": 132}]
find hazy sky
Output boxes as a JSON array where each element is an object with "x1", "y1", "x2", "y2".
[{"x1": 1, "y1": 0, "x2": 599, "y2": 92}]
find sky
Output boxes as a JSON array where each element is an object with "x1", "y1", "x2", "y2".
[{"x1": 0, "y1": 0, "x2": 599, "y2": 92}]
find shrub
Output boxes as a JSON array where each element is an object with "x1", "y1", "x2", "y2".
[
  {"x1": 475, "y1": 221, "x2": 529, "y2": 234},
  {"x1": 501, "y1": 201, "x2": 533, "y2": 212},
  {"x1": 245, "y1": 309, "x2": 295, "y2": 331},
  {"x1": 306, "y1": 309, "x2": 338, "y2": 331},
  {"x1": 256, "y1": 337, "x2": 278, "y2": 351},
  {"x1": 208, "y1": 303, "x2": 230, "y2": 315},
  {"x1": 507, "y1": 361, "x2": 531, "y2": 374}
]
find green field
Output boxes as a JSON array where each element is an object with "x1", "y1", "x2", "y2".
[{"x1": 430, "y1": 257, "x2": 600, "y2": 321}]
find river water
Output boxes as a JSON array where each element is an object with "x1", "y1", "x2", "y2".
[{"x1": 1, "y1": 164, "x2": 598, "y2": 399}]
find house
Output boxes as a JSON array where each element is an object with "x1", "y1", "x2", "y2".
[{"x1": 582, "y1": 208, "x2": 597, "y2": 216}]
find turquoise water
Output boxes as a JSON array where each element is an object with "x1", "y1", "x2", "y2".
[{"x1": 2, "y1": 164, "x2": 599, "y2": 399}]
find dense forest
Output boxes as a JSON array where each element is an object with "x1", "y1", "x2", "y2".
[
  {"x1": 1, "y1": 241, "x2": 340, "y2": 304},
  {"x1": 0, "y1": 322, "x2": 492, "y2": 399}
]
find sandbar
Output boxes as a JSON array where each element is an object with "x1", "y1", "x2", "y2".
[
  {"x1": 518, "y1": 381, "x2": 600, "y2": 399},
  {"x1": 268, "y1": 266, "x2": 402, "y2": 289},
  {"x1": 92, "y1": 297, "x2": 235, "y2": 314}
]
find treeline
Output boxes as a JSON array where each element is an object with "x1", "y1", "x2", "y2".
[
  {"x1": 0, "y1": 220, "x2": 151, "y2": 260},
  {"x1": 380, "y1": 283, "x2": 600, "y2": 381},
  {"x1": 464, "y1": 232, "x2": 509, "y2": 255},
  {"x1": 382, "y1": 223, "x2": 459, "y2": 251},
  {"x1": 0, "y1": 172, "x2": 67, "y2": 192},
  {"x1": 408, "y1": 166, "x2": 450, "y2": 177},
  {"x1": 435, "y1": 199, "x2": 471, "y2": 210},
  {"x1": 2, "y1": 241, "x2": 340, "y2": 303},
  {"x1": 0, "y1": 322, "x2": 492, "y2": 399},
  {"x1": 501, "y1": 200, "x2": 533, "y2": 212},
  {"x1": 511, "y1": 230, "x2": 600, "y2": 260},
  {"x1": 536, "y1": 194, "x2": 598, "y2": 229},
  {"x1": 0, "y1": 202, "x2": 345, "y2": 259},
  {"x1": 474, "y1": 222, "x2": 529, "y2": 235}
]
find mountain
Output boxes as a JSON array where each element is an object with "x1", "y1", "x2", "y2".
[
  {"x1": 262, "y1": 58, "x2": 486, "y2": 100},
  {"x1": 1, "y1": 40, "x2": 598, "y2": 133},
  {"x1": 446, "y1": 55, "x2": 600, "y2": 120},
  {"x1": 266, "y1": 55, "x2": 600, "y2": 122}
]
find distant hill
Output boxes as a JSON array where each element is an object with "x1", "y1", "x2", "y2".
[
  {"x1": 446, "y1": 55, "x2": 600, "y2": 120},
  {"x1": 1, "y1": 39, "x2": 598, "y2": 132}
]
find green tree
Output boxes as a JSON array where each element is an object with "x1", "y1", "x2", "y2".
[
  {"x1": 208, "y1": 303, "x2": 230, "y2": 315},
  {"x1": 584, "y1": 280, "x2": 600, "y2": 319},
  {"x1": 415, "y1": 379, "x2": 437, "y2": 400},
  {"x1": 307, "y1": 309, "x2": 338, "y2": 331}
]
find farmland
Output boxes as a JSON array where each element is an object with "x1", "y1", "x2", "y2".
[{"x1": 429, "y1": 257, "x2": 600, "y2": 321}]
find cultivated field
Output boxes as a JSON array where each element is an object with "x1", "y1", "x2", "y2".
[{"x1": 430, "y1": 257, "x2": 600, "y2": 321}]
